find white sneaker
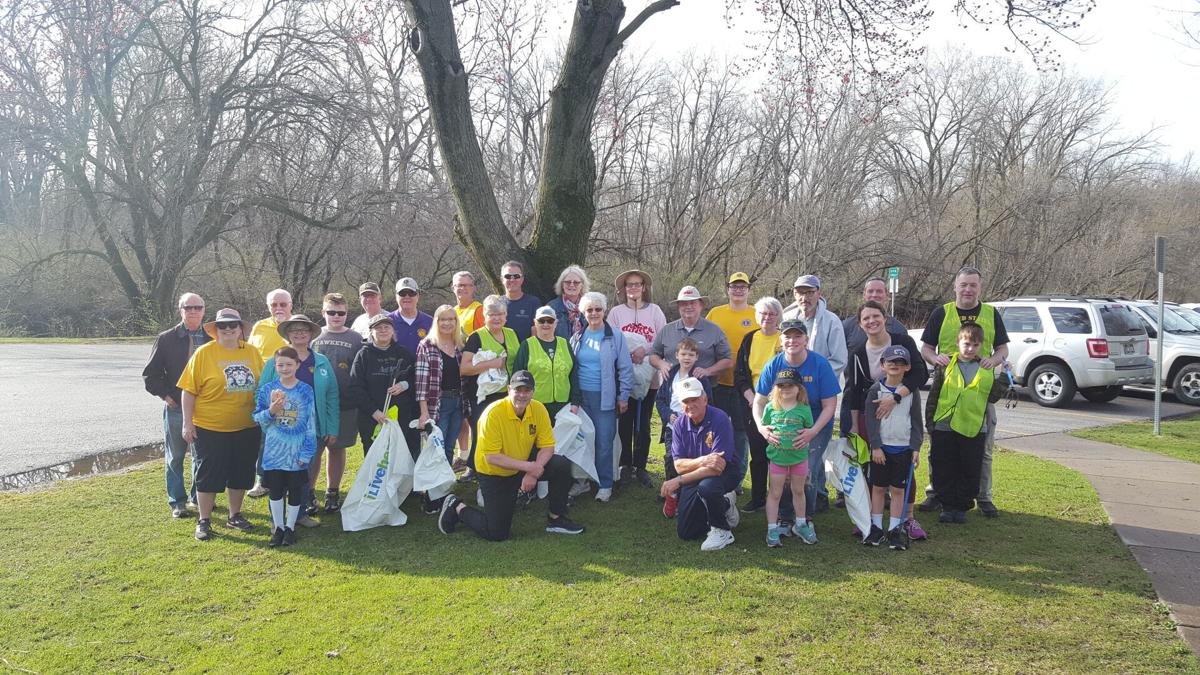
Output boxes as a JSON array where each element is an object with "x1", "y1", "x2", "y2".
[
  {"x1": 724, "y1": 492, "x2": 740, "y2": 529},
  {"x1": 700, "y1": 527, "x2": 735, "y2": 551},
  {"x1": 476, "y1": 488, "x2": 485, "y2": 508},
  {"x1": 247, "y1": 480, "x2": 268, "y2": 498},
  {"x1": 595, "y1": 488, "x2": 612, "y2": 502},
  {"x1": 568, "y1": 479, "x2": 591, "y2": 497}
]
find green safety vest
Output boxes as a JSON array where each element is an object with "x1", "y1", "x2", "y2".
[
  {"x1": 474, "y1": 327, "x2": 518, "y2": 374},
  {"x1": 937, "y1": 302, "x2": 996, "y2": 356},
  {"x1": 524, "y1": 336, "x2": 573, "y2": 404},
  {"x1": 933, "y1": 354, "x2": 994, "y2": 437}
]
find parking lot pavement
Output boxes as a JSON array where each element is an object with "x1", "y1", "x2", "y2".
[{"x1": 994, "y1": 388, "x2": 1197, "y2": 440}]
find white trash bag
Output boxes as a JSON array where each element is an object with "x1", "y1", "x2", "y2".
[
  {"x1": 624, "y1": 333, "x2": 655, "y2": 401},
  {"x1": 341, "y1": 420, "x2": 415, "y2": 531},
  {"x1": 474, "y1": 349, "x2": 508, "y2": 403},
  {"x1": 825, "y1": 437, "x2": 871, "y2": 540},
  {"x1": 410, "y1": 420, "x2": 456, "y2": 500},
  {"x1": 553, "y1": 407, "x2": 598, "y2": 483}
]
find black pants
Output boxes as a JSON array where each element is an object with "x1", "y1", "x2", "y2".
[
  {"x1": 459, "y1": 454, "x2": 573, "y2": 542},
  {"x1": 262, "y1": 469, "x2": 306, "y2": 506},
  {"x1": 746, "y1": 418, "x2": 769, "y2": 505},
  {"x1": 711, "y1": 385, "x2": 745, "y2": 431},
  {"x1": 358, "y1": 412, "x2": 420, "y2": 460},
  {"x1": 930, "y1": 429, "x2": 985, "y2": 512},
  {"x1": 618, "y1": 390, "x2": 656, "y2": 471},
  {"x1": 467, "y1": 392, "x2": 506, "y2": 467},
  {"x1": 661, "y1": 426, "x2": 679, "y2": 481}
]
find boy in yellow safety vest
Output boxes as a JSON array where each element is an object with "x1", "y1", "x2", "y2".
[{"x1": 924, "y1": 323, "x2": 1010, "y2": 524}]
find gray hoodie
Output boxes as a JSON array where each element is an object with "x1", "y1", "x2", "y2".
[{"x1": 782, "y1": 297, "x2": 847, "y2": 378}]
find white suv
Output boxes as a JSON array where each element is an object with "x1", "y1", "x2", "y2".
[
  {"x1": 1123, "y1": 301, "x2": 1200, "y2": 406},
  {"x1": 994, "y1": 297, "x2": 1154, "y2": 407}
]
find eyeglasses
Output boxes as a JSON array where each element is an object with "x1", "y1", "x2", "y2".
[
  {"x1": 562, "y1": 279, "x2": 582, "y2": 286},
  {"x1": 397, "y1": 290, "x2": 417, "y2": 297},
  {"x1": 584, "y1": 307, "x2": 604, "y2": 314},
  {"x1": 324, "y1": 310, "x2": 347, "y2": 317},
  {"x1": 216, "y1": 322, "x2": 240, "y2": 330},
  {"x1": 180, "y1": 305, "x2": 204, "y2": 311},
  {"x1": 270, "y1": 302, "x2": 290, "y2": 308},
  {"x1": 503, "y1": 273, "x2": 523, "y2": 280},
  {"x1": 624, "y1": 281, "x2": 644, "y2": 288},
  {"x1": 794, "y1": 288, "x2": 818, "y2": 296},
  {"x1": 536, "y1": 318, "x2": 556, "y2": 324}
]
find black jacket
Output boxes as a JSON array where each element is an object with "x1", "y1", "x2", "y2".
[
  {"x1": 841, "y1": 330, "x2": 927, "y2": 435},
  {"x1": 733, "y1": 328, "x2": 780, "y2": 397},
  {"x1": 142, "y1": 323, "x2": 211, "y2": 402},
  {"x1": 348, "y1": 339, "x2": 417, "y2": 418}
]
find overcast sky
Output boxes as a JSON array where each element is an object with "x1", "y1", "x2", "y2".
[{"x1": 596, "y1": 1, "x2": 1199, "y2": 162}]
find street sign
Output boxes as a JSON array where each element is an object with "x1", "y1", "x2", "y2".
[{"x1": 887, "y1": 266, "x2": 900, "y2": 279}]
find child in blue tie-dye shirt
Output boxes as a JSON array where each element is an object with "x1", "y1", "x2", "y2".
[{"x1": 254, "y1": 347, "x2": 318, "y2": 547}]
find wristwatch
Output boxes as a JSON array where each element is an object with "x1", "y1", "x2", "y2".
[{"x1": 892, "y1": 393, "x2": 902, "y2": 404}]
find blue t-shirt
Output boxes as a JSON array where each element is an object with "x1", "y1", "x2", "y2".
[
  {"x1": 755, "y1": 350, "x2": 842, "y2": 415},
  {"x1": 505, "y1": 293, "x2": 542, "y2": 342},
  {"x1": 576, "y1": 328, "x2": 604, "y2": 392},
  {"x1": 253, "y1": 380, "x2": 318, "y2": 471}
]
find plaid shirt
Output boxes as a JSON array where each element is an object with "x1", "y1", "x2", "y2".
[{"x1": 415, "y1": 339, "x2": 461, "y2": 421}]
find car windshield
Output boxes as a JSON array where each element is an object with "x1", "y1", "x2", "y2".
[
  {"x1": 1148, "y1": 306, "x2": 1200, "y2": 335},
  {"x1": 1169, "y1": 307, "x2": 1200, "y2": 332}
]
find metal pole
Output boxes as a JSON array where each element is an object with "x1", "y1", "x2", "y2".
[{"x1": 1154, "y1": 236, "x2": 1165, "y2": 436}]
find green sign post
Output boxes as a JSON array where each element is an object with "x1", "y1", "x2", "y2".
[
  {"x1": 886, "y1": 267, "x2": 900, "y2": 315},
  {"x1": 887, "y1": 266, "x2": 900, "y2": 279}
]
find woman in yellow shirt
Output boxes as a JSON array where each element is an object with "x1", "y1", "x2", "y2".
[
  {"x1": 178, "y1": 308, "x2": 264, "y2": 541},
  {"x1": 732, "y1": 296, "x2": 784, "y2": 513}
]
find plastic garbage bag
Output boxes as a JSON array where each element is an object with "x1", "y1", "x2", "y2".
[
  {"x1": 624, "y1": 333, "x2": 654, "y2": 401},
  {"x1": 341, "y1": 420, "x2": 415, "y2": 531},
  {"x1": 825, "y1": 437, "x2": 871, "y2": 540},
  {"x1": 410, "y1": 420, "x2": 455, "y2": 500},
  {"x1": 554, "y1": 407, "x2": 598, "y2": 483},
  {"x1": 474, "y1": 349, "x2": 508, "y2": 403}
]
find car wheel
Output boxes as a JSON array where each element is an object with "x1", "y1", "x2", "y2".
[
  {"x1": 1172, "y1": 364, "x2": 1200, "y2": 406},
  {"x1": 1028, "y1": 362, "x2": 1076, "y2": 408},
  {"x1": 1080, "y1": 385, "x2": 1123, "y2": 403}
]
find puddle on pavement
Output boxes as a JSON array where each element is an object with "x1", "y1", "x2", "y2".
[{"x1": 0, "y1": 443, "x2": 163, "y2": 490}]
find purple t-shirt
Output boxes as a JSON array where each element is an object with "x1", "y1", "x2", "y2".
[
  {"x1": 670, "y1": 404, "x2": 740, "y2": 472},
  {"x1": 388, "y1": 310, "x2": 433, "y2": 356}
]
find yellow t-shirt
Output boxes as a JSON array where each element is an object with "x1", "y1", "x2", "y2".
[
  {"x1": 177, "y1": 341, "x2": 264, "y2": 432},
  {"x1": 706, "y1": 304, "x2": 759, "y2": 386},
  {"x1": 474, "y1": 398, "x2": 555, "y2": 477},
  {"x1": 748, "y1": 329, "x2": 781, "y2": 385},
  {"x1": 248, "y1": 318, "x2": 287, "y2": 362}
]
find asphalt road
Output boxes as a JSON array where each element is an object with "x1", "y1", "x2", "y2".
[{"x1": 0, "y1": 344, "x2": 1195, "y2": 479}]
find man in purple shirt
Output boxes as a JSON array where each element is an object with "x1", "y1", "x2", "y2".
[
  {"x1": 388, "y1": 277, "x2": 433, "y2": 355},
  {"x1": 659, "y1": 378, "x2": 743, "y2": 551}
]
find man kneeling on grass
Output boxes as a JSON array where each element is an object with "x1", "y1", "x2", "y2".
[
  {"x1": 658, "y1": 378, "x2": 742, "y2": 551},
  {"x1": 437, "y1": 371, "x2": 584, "y2": 540}
]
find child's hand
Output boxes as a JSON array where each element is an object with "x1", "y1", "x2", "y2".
[
  {"x1": 872, "y1": 448, "x2": 885, "y2": 465},
  {"x1": 269, "y1": 389, "x2": 285, "y2": 416}
]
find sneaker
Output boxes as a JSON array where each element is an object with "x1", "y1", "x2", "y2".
[
  {"x1": 917, "y1": 494, "x2": 942, "y2": 512},
  {"x1": 978, "y1": 500, "x2": 1000, "y2": 518},
  {"x1": 595, "y1": 488, "x2": 612, "y2": 503},
  {"x1": 740, "y1": 499, "x2": 766, "y2": 514},
  {"x1": 282, "y1": 528, "x2": 297, "y2": 546},
  {"x1": 224, "y1": 512, "x2": 253, "y2": 532},
  {"x1": 905, "y1": 518, "x2": 928, "y2": 540},
  {"x1": 186, "y1": 500, "x2": 198, "y2": 510},
  {"x1": 171, "y1": 505, "x2": 190, "y2": 519},
  {"x1": 766, "y1": 526, "x2": 783, "y2": 548},
  {"x1": 457, "y1": 468, "x2": 477, "y2": 484},
  {"x1": 834, "y1": 492, "x2": 846, "y2": 509},
  {"x1": 194, "y1": 519, "x2": 213, "y2": 541},
  {"x1": 437, "y1": 495, "x2": 461, "y2": 534},
  {"x1": 954, "y1": 510, "x2": 968, "y2": 524},
  {"x1": 863, "y1": 525, "x2": 886, "y2": 546},
  {"x1": 323, "y1": 489, "x2": 341, "y2": 513},
  {"x1": 296, "y1": 514, "x2": 320, "y2": 529},
  {"x1": 888, "y1": 527, "x2": 908, "y2": 551},
  {"x1": 546, "y1": 515, "x2": 585, "y2": 534},
  {"x1": 269, "y1": 527, "x2": 286, "y2": 547},
  {"x1": 724, "y1": 492, "x2": 740, "y2": 529},
  {"x1": 423, "y1": 495, "x2": 443, "y2": 515},
  {"x1": 663, "y1": 492, "x2": 679, "y2": 518},
  {"x1": 247, "y1": 480, "x2": 268, "y2": 498},
  {"x1": 700, "y1": 527, "x2": 735, "y2": 551},
  {"x1": 939, "y1": 511, "x2": 956, "y2": 523},
  {"x1": 636, "y1": 468, "x2": 655, "y2": 489},
  {"x1": 305, "y1": 502, "x2": 319, "y2": 517},
  {"x1": 793, "y1": 521, "x2": 818, "y2": 544},
  {"x1": 568, "y1": 479, "x2": 591, "y2": 497}
]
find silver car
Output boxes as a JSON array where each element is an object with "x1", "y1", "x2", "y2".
[{"x1": 1125, "y1": 301, "x2": 1200, "y2": 406}]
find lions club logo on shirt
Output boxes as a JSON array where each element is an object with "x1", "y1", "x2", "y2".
[
  {"x1": 741, "y1": 319, "x2": 752, "y2": 327},
  {"x1": 528, "y1": 423, "x2": 536, "y2": 436},
  {"x1": 417, "y1": 328, "x2": 427, "y2": 338},
  {"x1": 705, "y1": 431, "x2": 714, "y2": 448}
]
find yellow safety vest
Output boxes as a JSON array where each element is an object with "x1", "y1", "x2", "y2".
[
  {"x1": 525, "y1": 336, "x2": 573, "y2": 404},
  {"x1": 937, "y1": 302, "x2": 996, "y2": 356},
  {"x1": 933, "y1": 354, "x2": 994, "y2": 437}
]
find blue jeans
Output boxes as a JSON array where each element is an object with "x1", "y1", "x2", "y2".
[
  {"x1": 779, "y1": 421, "x2": 833, "y2": 522},
  {"x1": 677, "y1": 469, "x2": 741, "y2": 539},
  {"x1": 436, "y1": 392, "x2": 464, "y2": 462},
  {"x1": 163, "y1": 405, "x2": 197, "y2": 507},
  {"x1": 581, "y1": 389, "x2": 617, "y2": 489}
]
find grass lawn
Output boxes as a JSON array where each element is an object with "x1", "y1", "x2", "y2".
[
  {"x1": 1071, "y1": 416, "x2": 1200, "y2": 465},
  {"x1": 1, "y1": 440, "x2": 1196, "y2": 673}
]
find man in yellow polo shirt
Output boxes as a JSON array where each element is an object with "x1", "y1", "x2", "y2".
[
  {"x1": 247, "y1": 288, "x2": 292, "y2": 361},
  {"x1": 437, "y1": 371, "x2": 584, "y2": 540}
]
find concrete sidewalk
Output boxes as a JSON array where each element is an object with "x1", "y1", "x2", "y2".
[{"x1": 999, "y1": 432, "x2": 1200, "y2": 654}]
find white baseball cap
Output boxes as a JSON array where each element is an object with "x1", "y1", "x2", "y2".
[{"x1": 673, "y1": 377, "x2": 705, "y2": 401}]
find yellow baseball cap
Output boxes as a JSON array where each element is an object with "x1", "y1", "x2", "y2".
[{"x1": 728, "y1": 272, "x2": 751, "y2": 285}]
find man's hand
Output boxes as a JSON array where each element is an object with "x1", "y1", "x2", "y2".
[
  {"x1": 875, "y1": 394, "x2": 897, "y2": 419},
  {"x1": 520, "y1": 473, "x2": 538, "y2": 493},
  {"x1": 163, "y1": 395, "x2": 179, "y2": 409},
  {"x1": 872, "y1": 448, "x2": 885, "y2": 465},
  {"x1": 182, "y1": 423, "x2": 197, "y2": 444},
  {"x1": 524, "y1": 462, "x2": 544, "y2": 480},
  {"x1": 743, "y1": 389, "x2": 755, "y2": 406},
  {"x1": 631, "y1": 346, "x2": 646, "y2": 365},
  {"x1": 794, "y1": 427, "x2": 817, "y2": 448},
  {"x1": 657, "y1": 364, "x2": 672, "y2": 383},
  {"x1": 933, "y1": 353, "x2": 951, "y2": 367},
  {"x1": 700, "y1": 451, "x2": 726, "y2": 473},
  {"x1": 692, "y1": 366, "x2": 708, "y2": 380},
  {"x1": 758, "y1": 424, "x2": 780, "y2": 446},
  {"x1": 979, "y1": 355, "x2": 1002, "y2": 369},
  {"x1": 660, "y1": 476, "x2": 682, "y2": 499}
]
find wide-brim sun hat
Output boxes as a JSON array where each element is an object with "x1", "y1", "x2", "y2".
[
  {"x1": 276, "y1": 313, "x2": 322, "y2": 339},
  {"x1": 614, "y1": 269, "x2": 653, "y2": 303},
  {"x1": 203, "y1": 308, "x2": 252, "y2": 339}
]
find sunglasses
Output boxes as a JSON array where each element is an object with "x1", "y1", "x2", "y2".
[
  {"x1": 536, "y1": 318, "x2": 556, "y2": 325},
  {"x1": 180, "y1": 305, "x2": 204, "y2": 311},
  {"x1": 397, "y1": 290, "x2": 417, "y2": 297},
  {"x1": 503, "y1": 273, "x2": 523, "y2": 280},
  {"x1": 562, "y1": 279, "x2": 582, "y2": 285},
  {"x1": 216, "y1": 322, "x2": 240, "y2": 330},
  {"x1": 324, "y1": 310, "x2": 347, "y2": 317}
]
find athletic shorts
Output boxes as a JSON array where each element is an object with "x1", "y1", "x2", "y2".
[
  {"x1": 869, "y1": 450, "x2": 914, "y2": 490},
  {"x1": 194, "y1": 426, "x2": 261, "y2": 493},
  {"x1": 320, "y1": 408, "x2": 360, "y2": 451},
  {"x1": 768, "y1": 461, "x2": 810, "y2": 478}
]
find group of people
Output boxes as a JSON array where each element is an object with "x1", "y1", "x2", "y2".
[{"x1": 142, "y1": 262, "x2": 1010, "y2": 551}]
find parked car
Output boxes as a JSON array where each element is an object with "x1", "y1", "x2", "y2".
[
  {"x1": 907, "y1": 296, "x2": 1154, "y2": 407},
  {"x1": 1124, "y1": 301, "x2": 1200, "y2": 406}
]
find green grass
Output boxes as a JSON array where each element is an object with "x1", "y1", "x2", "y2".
[
  {"x1": 1, "y1": 440, "x2": 1196, "y2": 673},
  {"x1": 0, "y1": 336, "x2": 155, "y2": 344},
  {"x1": 1072, "y1": 416, "x2": 1200, "y2": 465}
]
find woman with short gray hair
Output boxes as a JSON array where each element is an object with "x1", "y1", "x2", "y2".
[
  {"x1": 548, "y1": 265, "x2": 591, "y2": 339},
  {"x1": 733, "y1": 296, "x2": 785, "y2": 512},
  {"x1": 569, "y1": 292, "x2": 635, "y2": 502}
]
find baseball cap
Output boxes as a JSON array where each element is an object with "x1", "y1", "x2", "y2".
[
  {"x1": 780, "y1": 319, "x2": 808, "y2": 335},
  {"x1": 534, "y1": 306, "x2": 557, "y2": 320},
  {"x1": 509, "y1": 370, "x2": 536, "y2": 389},
  {"x1": 673, "y1": 377, "x2": 705, "y2": 401},
  {"x1": 882, "y1": 345, "x2": 911, "y2": 364},
  {"x1": 728, "y1": 272, "x2": 751, "y2": 285},
  {"x1": 367, "y1": 314, "x2": 392, "y2": 329},
  {"x1": 358, "y1": 282, "x2": 381, "y2": 296},
  {"x1": 775, "y1": 368, "x2": 801, "y2": 385},
  {"x1": 793, "y1": 274, "x2": 821, "y2": 289},
  {"x1": 670, "y1": 286, "x2": 708, "y2": 304},
  {"x1": 395, "y1": 277, "x2": 420, "y2": 293}
]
